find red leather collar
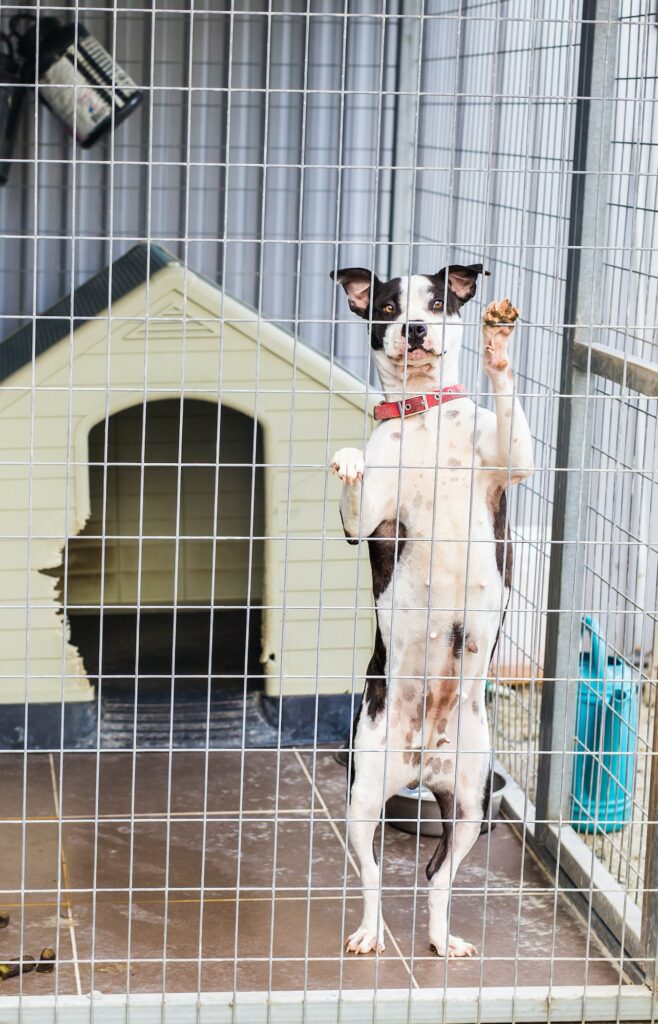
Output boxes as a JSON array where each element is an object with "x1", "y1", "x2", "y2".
[{"x1": 374, "y1": 384, "x2": 468, "y2": 421}]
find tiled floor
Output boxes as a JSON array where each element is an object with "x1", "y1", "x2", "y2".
[{"x1": 0, "y1": 749, "x2": 624, "y2": 996}]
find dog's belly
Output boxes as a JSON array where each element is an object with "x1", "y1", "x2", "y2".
[
  {"x1": 375, "y1": 468, "x2": 506, "y2": 665},
  {"x1": 387, "y1": 675, "x2": 489, "y2": 786},
  {"x1": 369, "y1": 464, "x2": 506, "y2": 776}
]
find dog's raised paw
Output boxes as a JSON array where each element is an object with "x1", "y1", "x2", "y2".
[
  {"x1": 431, "y1": 934, "x2": 478, "y2": 958},
  {"x1": 483, "y1": 298, "x2": 519, "y2": 327},
  {"x1": 482, "y1": 299, "x2": 519, "y2": 372},
  {"x1": 331, "y1": 447, "x2": 365, "y2": 485},
  {"x1": 345, "y1": 926, "x2": 385, "y2": 955}
]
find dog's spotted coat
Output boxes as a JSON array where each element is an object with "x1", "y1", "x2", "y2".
[{"x1": 331, "y1": 265, "x2": 534, "y2": 958}]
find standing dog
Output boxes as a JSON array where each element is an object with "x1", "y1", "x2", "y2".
[{"x1": 330, "y1": 264, "x2": 533, "y2": 958}]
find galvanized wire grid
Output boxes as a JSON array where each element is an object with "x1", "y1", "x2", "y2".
[{"x1": 0, "y1": 0, "x2": 656, "y2": 1016}]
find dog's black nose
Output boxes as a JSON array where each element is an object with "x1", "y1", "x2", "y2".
[{"x1": 405, "y1": 321, "x2": 428, "y2": 348}]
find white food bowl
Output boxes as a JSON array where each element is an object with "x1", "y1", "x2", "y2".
[{"x1": 386, "y1": 768, "x2": 509, "y2": 837}]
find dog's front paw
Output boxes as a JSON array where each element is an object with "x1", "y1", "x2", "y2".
[
  {"x1": 482, "y1": 299, "x2": 519, "y2": 373},
  {"x1": 331, "y1": 447, "x2": 364, "y2": 485},
  {"x1": 483, "y1": 298, "x2": 519, "y2": 328},
  {"x1": 430, "y1": 933, "x2": 478, "y2": 958},
  {"x1": 345, "y1": 925, "x2": 385, "y2": 955}
]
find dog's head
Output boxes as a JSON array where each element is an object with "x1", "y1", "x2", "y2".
[{"x1": 331, "y1": 264, "x2": 488, "y2": 386}]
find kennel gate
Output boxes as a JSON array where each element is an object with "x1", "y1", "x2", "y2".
[{"x1": 0, "y1": 0, "x2": 656, "y2": 1020}]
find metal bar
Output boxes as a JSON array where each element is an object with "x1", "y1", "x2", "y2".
[
  {"x1": 387, "y1": 0, "x2": 422, "y2": 279},
  {"x1": 573, "y1": 339, "x2": 658, "y2": 397},
  {"x1": 536, "y1": 0, "x2": 620, "y2": 838},
  {"x1": 0, "y1": 985, "x2": 654, "y2": 1024}
]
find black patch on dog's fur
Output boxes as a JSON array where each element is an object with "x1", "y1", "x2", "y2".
[
  {"x1": 362, "y1": 520, "x2": 406, "y2": 720},
  {"x1": 369, "y1": 278, "x2": 402, "y2": 350},
  {"x1": 347, "y1": 703, "x2": 362, "y2": 796},
  {"x1": 330, "y1": 268, "x2": 401, "y2": 350},
  {"x1": 491, "y1": 488, "x2": 513, "y2": 588},
  {"x1": 488, "y1": 589, "x2": 511, "y2": 668},
  {"x1": 350, "y1": 517, "x2": 408, "y2": 733},
  {"x1": 489, "y1": 625, "x2": 501, "y2": 665},
  {"x1": 450, "y1": 620, "x2": 464, "y2": 658},
  {"x1": 368, "y1": 519, "x2": 407, "y2": 599},
  {"x1": 426, "y1": 275, "x2": 463, "y2": 318},
  {"x1": 428, "y1": 264, "x2": 488, "y2": 316},
  {"x1": 426, "y1": 791, "x2": 463, "y2": 880},
  {"x1": 481, "y1": 767, "x2": 492, "y2": 824},
  {"x1": 426, "y1": 833, "x2": 448, "y2": 881},
  {"x1": 364, "y1": 625, "x2": 387, "y2": 722}
]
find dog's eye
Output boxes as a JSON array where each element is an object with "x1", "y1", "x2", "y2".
[
  {"x1": 383, "y1": 304, "x2": 395, "y2": 316},
  {"x1": 433, "y1": 300, "x2": 443, "y2": 312}
]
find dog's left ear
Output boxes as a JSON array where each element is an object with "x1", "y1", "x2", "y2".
[{"x1": 439, "y1": 264, "x2": 490, "y2": 303}]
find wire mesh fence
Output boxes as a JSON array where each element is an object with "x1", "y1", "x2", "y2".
[{"x1": 0, "y1": 0, "x2": 656, "y2": 1019}]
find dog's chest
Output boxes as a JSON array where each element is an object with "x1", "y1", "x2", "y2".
[{"x1": 384, "y1": 406, "x2": 486, "y2": 520}]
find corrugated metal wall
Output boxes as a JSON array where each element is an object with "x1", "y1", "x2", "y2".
[{"x1": 0, "y1": 0, "x2": 398, "y2": 379}]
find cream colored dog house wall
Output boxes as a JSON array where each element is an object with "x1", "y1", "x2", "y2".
[{"x1": 0, "y1": 244, "x2": 374, "y2": 716}]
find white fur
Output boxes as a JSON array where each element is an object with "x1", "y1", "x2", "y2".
[{"x1": 332, "y1": 292, "x2": 534, "y2": 958}]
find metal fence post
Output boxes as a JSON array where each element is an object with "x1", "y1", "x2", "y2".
[
  {"x1": 535, "y1": 0, "x2": 619, "y2": 843},
  {"x1": 388, "y1": 0, "x2": 423, "y2": 279},
  {"x1": 641, "y1": 609, "x2": 658, "y2": 986}
]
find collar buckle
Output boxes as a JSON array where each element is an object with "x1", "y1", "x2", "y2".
[{"x1": 400, "y1": 394, "x2": 429, "y2": 417}]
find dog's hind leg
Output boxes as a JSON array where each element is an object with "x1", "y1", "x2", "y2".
[
  {"x1": 426, "y1": 750, "x2": 489, "y2": 958},
  {"x1": 345, "y1": 716, "x2": 409, "y2": 955}
]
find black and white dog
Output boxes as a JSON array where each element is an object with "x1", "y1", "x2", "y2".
[{"x1": 331, "y1": 265, "x2": 533, "y2": 958}]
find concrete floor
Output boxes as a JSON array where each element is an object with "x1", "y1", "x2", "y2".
[{"x1": 0, "y1": 749, "x2": 623, "y2": 995}]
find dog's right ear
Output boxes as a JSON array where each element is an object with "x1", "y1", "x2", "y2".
[
  {"x1": 331, "y1": 268, "x2": 381, "y2": 319},
  {"x1": 437, "y1": 263, "x2": 490, "y2": 304}
]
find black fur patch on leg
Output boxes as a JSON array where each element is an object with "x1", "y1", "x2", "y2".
[
  {"x1": 347, "y1": 702, "x2": 362, "y2": 798},
  {"x1": 481, "y1": 766, "x2": 492, "y2": 824},
  {"x1": 363, "y1": 624, "x2": 387, "y2": 722},
  {"x1": 490, "y1": 486, "x2": 513, "y2": 588},
  {"x1": 368, "y1": 519, "x2": 407, "y2": 599},
  {"x1": 488, "y1": 592, "x2": 510, "y2": 667},
  {"x1": 359, "y1": 520, "x2": 406, "y2": 724},
  {"x1": 426, "y1": 791, "x2": 463, "y2": 880},
  {"x1": 449, "y1": 621, "x2": 464, "y2": 658},
  {"x1": 426, "y1": 833, "x2": 448, "y2": 881}
]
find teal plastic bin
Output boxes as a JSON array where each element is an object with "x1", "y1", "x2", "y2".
[{"x1": 570, "y1": 615, "x2": 638, "y2": 833}]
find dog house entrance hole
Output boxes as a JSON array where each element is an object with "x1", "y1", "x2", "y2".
[{"x1": 62, "y1": 399, "x2": 264, "y2": 694}]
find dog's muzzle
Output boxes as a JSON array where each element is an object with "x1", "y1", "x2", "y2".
[{"x1": 403, "y1": 321, "x2": 428, "y2": 351}]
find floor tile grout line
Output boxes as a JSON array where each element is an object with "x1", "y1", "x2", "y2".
[
  {"x1": 47, "y1": 754, "x2": 83, "y2": 997},
  {"x1": 2, "y1": 808, "x2": 328, "y2": 823},
  {"x1": 0, "y1": 895, "x2": 365, "y2": 910},
  {"x1": 292, "y1": 748, "x2": 419, "y2": 989}
]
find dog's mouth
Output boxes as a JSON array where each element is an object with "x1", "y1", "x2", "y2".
[
  {"x1": 406, "y1": 347, "x2": 436, "y2": 361},
  {"x1": 393, "y1": 345, "x2": 438, "y2": 366}
]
